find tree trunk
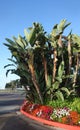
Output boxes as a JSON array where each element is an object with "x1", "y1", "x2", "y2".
[
  {"x1": 28, "y1": 64, "x2": 43, "y2": 104},
  {"x1": 73, "y1": 53, "x2": 79, "y2": 87},
  {"x1": 42, "y1": 55, "x2": 48, "y2": 86},
  {"x1": 58, "y1": 34, "x2": 64, "y2": 61},
  {"x1": 52, "y1": 49, "x2": 57, "y2": 83},
  {"x1": 58, "y1": 34, "x2": 63, "y2": 48},
  {"x1": 68, "y1": 39, "x2": 72, "y2": 73}
]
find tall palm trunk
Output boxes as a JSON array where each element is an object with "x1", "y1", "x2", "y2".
[
  {"x1": 58, "y1": 34, "x2": 63, "y2": 48},
  {"x1": 68, "y1": 39, "x2": 72, "y2": 73},
  {"x1": 42, "y1": 54, "x2": 48, "y2": 86},
  {"x1": 58, "y1": 34, "x2": 64, "y2": 61},
  {"x1": 52, "y1": 49, "x2": 57, "y2": 83},
  {"x1": 73, "y1": 53, "x2": 79, "y2": 87},
  {"x1": 28, "y1": 64, "x2": 43, "y2": 104}
]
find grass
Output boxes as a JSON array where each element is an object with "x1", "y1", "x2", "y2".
[{"x1": 45, "y1": 97, "x2": 80, "y2": 113}]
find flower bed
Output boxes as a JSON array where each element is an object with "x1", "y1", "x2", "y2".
[{"x1": 20, "y1": 100, "x2": 80, "y2": 130}]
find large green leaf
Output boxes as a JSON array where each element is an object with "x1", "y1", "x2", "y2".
[
  {"x1": 5, "y1": 38, "x2": 15, "y2": 45},
  {"x1": 12, "y1": 36, "x2": 24, "y2": 48},
  {"x1": 24, "y1": 28, "x2": 35, "y2": 45},
  {"x1": 51, "y1": 24, "x2": 58, "y2": 37},
  {"x1": 55, "y1": 90, "x2": 64, "y2": 101},
  {"x1": 20, "y1": 36, "x2": 28, "y2": 47},
  {"x1": 17, "y1": 35, "x2": 27, "y2": 48},
  {"x1": 72, "y1": 34, "x2": 80, "y2": 46},
  {"x1": 57, "y1": 19, "x2": 71, "y2": 34},
  {"x1": 58, "y1": 61, "x2": 64, "y2": 78},
  {"x1": 4, "y1": 39, "x2": 19, "y2": 54},
  {"x1": 52, "y1": 81, "x2": 59, "y2": 90},
  {"x1": 56, "y1": 77, "x2": 62, "y2": 83},
  {"x1": 4, "y1": 43, "x2": 18, "y2": 50},
  {"x1": 5, "y1": 69, "x2": 16, "y2": 77},
  {"x1": 46, "y1": 75, "x2": 52, "y2": 88},
  {"x1": 8, "y1": 58, "x2": 17, "y2": 64},
  {"x1": 50, "y1": 40, "x2": 57, "y2": 48},
  {"x1": 24, "y1": 29, "x2": 29, "y2": 42},
  {"x1": 4, "y1": 64, "x2": 16, "y2": 69},
  {"x1": 50, "y1": 20, "x2": 70, "y2": 38},
  {"x1": 61, "y1": 87, "x2": 70, "y2": 96}
]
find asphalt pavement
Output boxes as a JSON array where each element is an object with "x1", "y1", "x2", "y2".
[{"x1": 0, "y1": 92, "x2": 64, "y2": 130}]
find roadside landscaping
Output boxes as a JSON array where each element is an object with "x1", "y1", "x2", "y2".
[
  {"x1": 21, "y1": 100, "x2": 80, "y2": 130},
  {"x1": 22, "y1": 100, "x2": 80, "y2": 126},
  {"x1": 4, "y1": 19, "x2": 80, "y2": 129}
]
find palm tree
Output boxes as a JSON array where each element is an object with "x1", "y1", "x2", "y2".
[
  {"x1": 4, "y1": 23, "x2": 47, "y2": 104},
  {"x1": 72, "y1": 34, "x2": 80, "y2": 87},
  {"x1": 50, "y1": 19, "x2": 71, "y2": 83},
  {"x1": 4, "y1": 19, "x2": 80, "y2": 103}
]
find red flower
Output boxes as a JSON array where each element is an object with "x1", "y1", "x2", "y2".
[{"x1": 22, "y1": 101, "x2": 80, "y2": 126}]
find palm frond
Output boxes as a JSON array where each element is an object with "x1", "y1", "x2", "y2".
[{"x1": 4, "y1": 64, "x2": 16, "y2": 68}]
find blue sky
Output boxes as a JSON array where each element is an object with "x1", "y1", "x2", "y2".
[{"x1": 0, "y1": 0, "x2": 80, "y2": 89}]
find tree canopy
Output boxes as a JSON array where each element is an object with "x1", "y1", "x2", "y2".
[{"x1": 4, "y1": 19, "x2": 80, "y2": 104}]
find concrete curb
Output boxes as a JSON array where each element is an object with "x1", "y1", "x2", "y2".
[{"x1": 20, "y1": 104, "x2": 80, "y2": 130}]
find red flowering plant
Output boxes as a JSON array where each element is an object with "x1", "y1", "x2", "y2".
[
  {"x1": 22, "y1": 101, "x2": 53, "y2": 120},
  {"x1": 36, "y1": 106, "x2": 53, "y2": 120},
  {"x1": 21, "y1": 100, "x2": 30, "y2": 111},
  {"x1": 22, "y1": 101, "x2": 80, "y2": 126},
  {"x1": 61, "y1": 111, "x2": 80, "y2": 125},
  {"x1": 50, "y1": 107, "x2": 71, "y2": 122},
  {"x1": 24, "y1": 101, "x2": 41, "y2": 114},
  {"x1": 50, "y1": 107, "x2": 80, "y2": 126}
]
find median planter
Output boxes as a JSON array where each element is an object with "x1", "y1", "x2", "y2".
[{"x1": 20, "y1": 101, "x2": 80, "y2": 130}]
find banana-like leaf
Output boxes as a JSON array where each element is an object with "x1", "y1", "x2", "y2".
[
  {"x1": 4, "y1": 43, "x2": 17, "y2": 50},
  {"x1": 50, "y1": 20, "x2": 70, "y2": 38},
  {"x1": 67, "y1": 30, "x2": 72, "y2": 40},
  {"x1": 8, "y1": 58, "x2": 17, "y2": 64},
  {"x1": 56, "y1": 77, "x2": 62, "y2": 83},
  {"x1": 57, "y1": 19, "x2": 71, "y2": 33},
  {"x1": 50, "y1": 40, "x2": 57, "y2": 48},
  {"x1": 46, "y1": 89, "x2": 51, "y2": 95},
  {"x1": 73, "y1": 48, "x2": 80, "y2": 53},
  {"x1": 52, "y1": 81, "x2": 59, "y2": 90},
  {"x1": 72, "y1": 34, "x2": 80, "y2": 47},
  {"x1": 55, "y1": 90, "x2": 64, "y2": 101},
  {"x1": 58, "y1": 61, "x2": 64, "y2": 78},
  {"x1": 24, "y1": 29, "x2": 29, "y2": 42},
  {"x1": 6, "y1": 69, "x2": 15, "y2": 77},
  {"x1": 46, "y1": 75, "x2": 52, "y2": 88},
  {"x1": 20, "y1": 70, "x2": 31, "y2": 79},
  {"x1": 60, "y1": 87, "x2": 70, "y2": 96},
  {"x1": 24, "y1": 28, "x2": 35, "y2": 45},
  {"x1": 51, "y1": 25, "x2": 57, "y2": 37},
  {"x1": 5, "y1": 38, "x2": 18, "y2": 49},
  {"x1": 12, "y1": 36, "x2": 24, "y2": 48},
  {"x1": 5, "y1": 38, "x2": 16, "y2": 46},
  {"x1": 20, "y1": 36, "x2": 28, "y2": 47},
  {"x1": 4, "y1": 64, "x2": 15, "y2": 68},
  {"x1": 62, "y1": 74, "x2": 74, "y2": 79}
]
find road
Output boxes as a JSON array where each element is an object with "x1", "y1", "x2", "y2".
[
  {"x1": 0, "y1": 92, "x2": 63, "y2": 130},
  {"x1": 0, "y1": 92, "x2": 24, "y2": 114}
]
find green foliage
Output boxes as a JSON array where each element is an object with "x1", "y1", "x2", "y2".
[
  {"x1": 45, "y1": 97, "x2": 80, "y2": 113},
  {"x1": 45, "y1": 99, "x2": 70, "y2": 108},
  {"x1": 46, "y1": 75, "x2": 52, "y2": 88},
  {"x1": 5, "y1": 79, "x2": 18, "y2": 90},
  {"x1": 58, "y1": 61, "x2": 64, "y2": 79},
  {"x1": 57, "y1": 19, "x2": 71, "y2": 34},
  {"x1": 4, "y1": 19, "x2": 80, "y2": 104},
  {"x1": 69, "y1": 98, "x2": 80, "y2": 113},
  {"x1": 46, "y1": 61, "x2": 70, "y2": 101}
]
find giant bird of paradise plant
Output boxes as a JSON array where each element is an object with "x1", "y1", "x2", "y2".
[{"x1": 4, "y1": 19, "x2": 80, "y2": 104}]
